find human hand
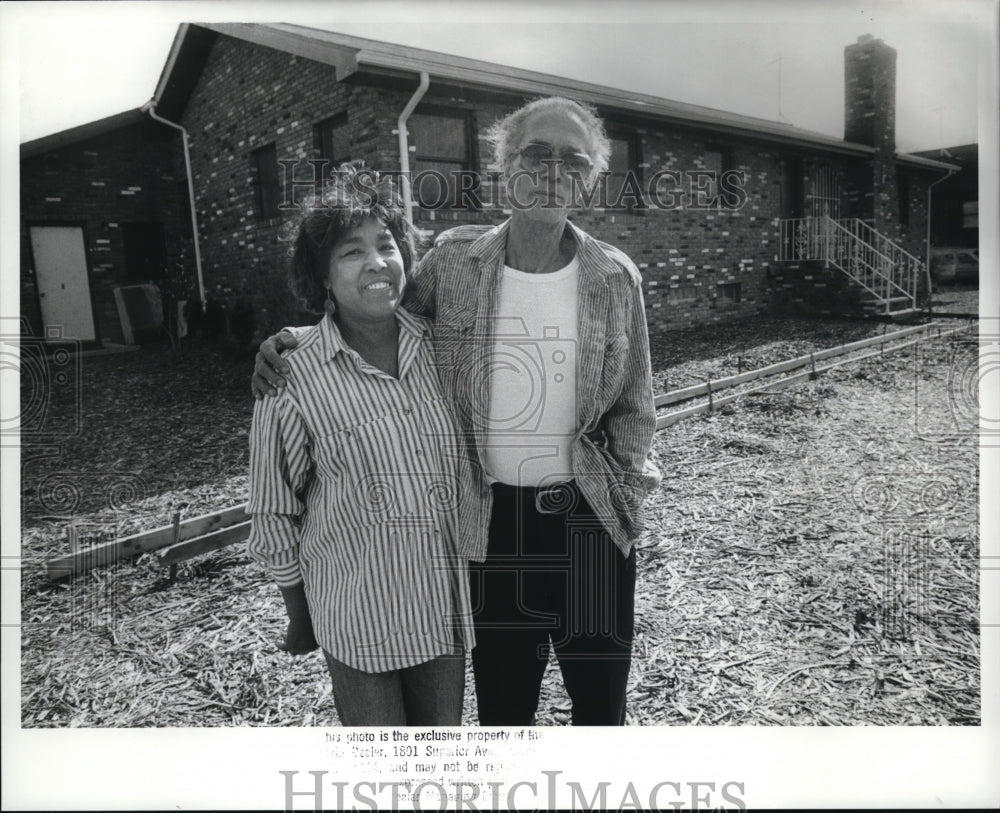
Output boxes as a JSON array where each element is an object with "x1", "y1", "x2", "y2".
[
  {"x1": 252, "y1": 330, "x2": 298, "y2": 399},
  {"x1": 277, "y1": 616, "x2": 319, "y2": 655}
]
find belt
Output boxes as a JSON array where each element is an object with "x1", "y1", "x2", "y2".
[{"x1": 492, "y1": 479, "x2": 579, "y2": 514}]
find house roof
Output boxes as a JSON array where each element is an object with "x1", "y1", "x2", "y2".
[
  {"x1": 911, "y1": 143, "x2": 978, "y2": 167},
  {"x1": 25, "y1": 22, "x2": 958, "y2": 173},
  {"x1": 20, "y1": 108, "x2": 150, "y2": 159}
]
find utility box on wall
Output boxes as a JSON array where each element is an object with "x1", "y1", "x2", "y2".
[{"x1": 114, "y1": 284, "x2": 163, "y2": 345}]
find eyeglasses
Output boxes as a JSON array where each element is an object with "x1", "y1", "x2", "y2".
[{"x1": 512, "y1": 143, "x2": 595, "y2": 176}]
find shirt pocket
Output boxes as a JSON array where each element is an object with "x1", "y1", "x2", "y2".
[{"x1": 313, "y1": 412, "x2": 425, "y2": 530}]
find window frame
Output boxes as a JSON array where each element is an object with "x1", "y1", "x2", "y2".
[
  {"x1": 315, "y1": 113, "x2": 351, "y2": 168},
  {"x1": 715, "y1": 281, "x2": 742, "y2": 305},
  {"x1": 408, "y1": 105, "x2": 477, "y2": 211},
  {"x1": 604, "y1": 128, "x2": 643, "y2": 212},
  {"x1": 701, "y1": 144, "x2": 735, "y2": 209}
]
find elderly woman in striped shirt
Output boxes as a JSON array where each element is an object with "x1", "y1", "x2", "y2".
[
  {"x1": 255, "y1": 97, "x2": 661, "y2": 726},
  {"x1": 247, "y1": 166, "x2": 476, "y2": 726}
]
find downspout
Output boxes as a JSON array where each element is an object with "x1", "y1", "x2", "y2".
[
  {"x1": 142, "y1": 100, "x2": 206, "y2": 311},
  {"x1": 397, "y1": 72, "x2": 430, "y2": 238},
  {"x1": 924, "y1": 167, "x2": 955, "y2": 314}
]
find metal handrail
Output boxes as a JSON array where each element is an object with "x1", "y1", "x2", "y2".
[
  {"x1": 777, "y1": 216, "x2": 921, "y2": 312},
  {"x1": 825, "y1": 218, "x2": 914, "y2": 303}
]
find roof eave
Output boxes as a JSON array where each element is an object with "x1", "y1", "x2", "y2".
[
  {"x1": 896, "y1": 153, "x2": 962, "y2": 172},
  {"x1": 20, "y1": 108, "x2": 149, "y2": 159},
  {"x1": 353, "y1": 51, "x2": 875, "y2": 158}
]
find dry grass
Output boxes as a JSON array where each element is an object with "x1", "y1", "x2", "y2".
[{"x1": 19, "y1": 306, "x2": 979, "y2": 727}]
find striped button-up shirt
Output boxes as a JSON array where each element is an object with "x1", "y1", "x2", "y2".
[{"x1": 247, "y1": 308, "x2": 476, "y2": 673}]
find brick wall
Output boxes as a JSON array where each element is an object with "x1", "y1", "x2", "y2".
[
  {"x1": 178, "y1": 32, "x2": 939, "y2": 339},
  {"x1": 766, "y1": 260, "x2": 866, "y2": 317},
  {"x1": 20, "y1": 120, "x2": 193, "y2": 343}
]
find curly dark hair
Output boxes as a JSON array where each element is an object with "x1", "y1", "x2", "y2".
[{"x1": 282, "y1": 163, "x2": 417, "y2": 314}]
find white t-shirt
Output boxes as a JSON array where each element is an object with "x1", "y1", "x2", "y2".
[{"x1": 482, "y1": 256, "x2": 579, "y2": 487}]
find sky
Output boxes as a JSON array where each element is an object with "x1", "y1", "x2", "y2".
[{"x1": 5, "y1": 0, "x2": 994, "y2": 153}]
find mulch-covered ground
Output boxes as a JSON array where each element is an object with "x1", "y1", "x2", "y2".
[{"x1": 19, "y1": 289, "x2": 979, "y2": 727}]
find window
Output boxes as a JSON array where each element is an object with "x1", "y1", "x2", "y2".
[
  {"x1": 698, "y1": 146, "x2": 733, "y2": 208},
  {"x1": 606, "y1": 131, "x2": 642, "y2": 211},
  {"x1": 316, "y1": 114, "x2": 350, "y2": 167},
  {"x1": 809, "y1": 164, "x2": 840, "y2": 219},
  {"x1": 897, "y1": 169, "x2": 910, "y2": 225},
  {"x1": 716, "y1": 282, "x2": 741, "y2": 304},
  {"x1": 781, "y1": 156, "x2": 804, "y2": 219},
  {"x1": 408, "y1": 108, "x2": 475, "y2": 210},
  {"x1": 666, "y1": 284, "x2": 698, "y2": 303},
  {"x1": 962, "y1": 200, "x2": 978, "y2": 229},
  {"x1": 253, "y1": 143, "x2": 280, "y2": 221},
  {"x1": 123, "y1": 222, "x2": 168, "y2": 282}
]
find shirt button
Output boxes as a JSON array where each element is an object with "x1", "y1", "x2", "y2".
[
  {"x1": 403, "y1": 407, "x2": 412, "y2": 415},
  {"x1": 415, "y1": 448, "x2": 423, "y2": 455}
]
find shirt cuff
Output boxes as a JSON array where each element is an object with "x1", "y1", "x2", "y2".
[{"x1": 248, "y1": 514, "x2": 304, "y2": 588}]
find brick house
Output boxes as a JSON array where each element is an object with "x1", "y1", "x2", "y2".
[
  {"x1": 20, "y1": 110, "x2": 195, "y2": 346},
  {"x1": 20, "y1": 23, "x2": 957, "y2": 343}
]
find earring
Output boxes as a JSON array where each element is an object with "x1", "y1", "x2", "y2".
[{"x1": 324, "y1": 288, "x2": 336, "y2": 317}]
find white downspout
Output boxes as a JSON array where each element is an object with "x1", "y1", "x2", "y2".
[
  {"x1": 143, "y1": 100, "x2": 206, "y2": 310},
  {"x1": 397, "y1": 72, "x2": 430, "y2": 237},
  {"x1": 925, "y1": 167, "x2": 955, "y2": 312}
]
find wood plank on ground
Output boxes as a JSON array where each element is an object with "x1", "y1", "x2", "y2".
[
  {"x1": 45, "y1": 504, "x2": 248, "y2": 580},
  {"x1": 157, "y1": 521, "x2": 252, "y2": 566}
]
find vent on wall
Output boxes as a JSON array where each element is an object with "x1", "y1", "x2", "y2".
[{"x1": 114, "y1": 284, "x2": 163, "y2": 345}]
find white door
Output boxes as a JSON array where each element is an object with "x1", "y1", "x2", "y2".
[{"x1": 29, "y1": 226, "x2": 97, "y2": 341}]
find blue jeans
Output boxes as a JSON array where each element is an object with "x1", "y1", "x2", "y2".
[{"x1": 322, "y1": 650, "x2": 465, "y2": 726}]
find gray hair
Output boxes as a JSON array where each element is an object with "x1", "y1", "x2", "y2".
[{"x1": 485, "y1": 96, "x2": 611, "y2": 182}]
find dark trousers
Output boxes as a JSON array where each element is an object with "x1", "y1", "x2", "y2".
[{"x1": 470, "y1": 481, "x2": 636, "y2": 725}]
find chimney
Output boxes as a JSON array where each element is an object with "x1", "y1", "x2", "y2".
[{"x1": 844, "y1": 34, "x2": 897, "y2": 153}]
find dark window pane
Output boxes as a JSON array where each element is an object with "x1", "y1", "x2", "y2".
[
  {"x1": 123, "y1": 222, "x2": 168, "y2": 282},
  {"x1": 409, "y1": 110, "x2": 474, "y2": 211},
  {"x1": 410, "y1": 114, "x2": 468, "y2": 161},
  {"x1": 412, "y1": 159, "x2": 468, "y2": 209},
  {"x1": 606, "y1": 133, "x2": 640, "y2": 210},
  {"x1": 609, "y1": 137, "x2": 632, "y2": 173},
  {"x1": 717, "y1": 282, "x2": 741, "y2": 303},
  {"x1": 254, "y1": 143, "x2": 280, "y2": 220},
  {"x1": 318, "y1": 115, "x2": 350, "y2": 166}
]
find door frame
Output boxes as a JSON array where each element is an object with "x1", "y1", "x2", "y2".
[{"x1": 26, "y1": 221, "x2": 103, "y2": 346}]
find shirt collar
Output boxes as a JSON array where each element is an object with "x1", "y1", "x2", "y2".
[
  {"x1": 468, "y1": 217, "x2": 620, "y2": 284},
  {"x1": 319, "y1": 306, "x2": 428, "y2": 365}
]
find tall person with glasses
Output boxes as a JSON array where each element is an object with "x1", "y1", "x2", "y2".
[{"x1": 254, "y1": 97, "x2": 661, "y2": 725}]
